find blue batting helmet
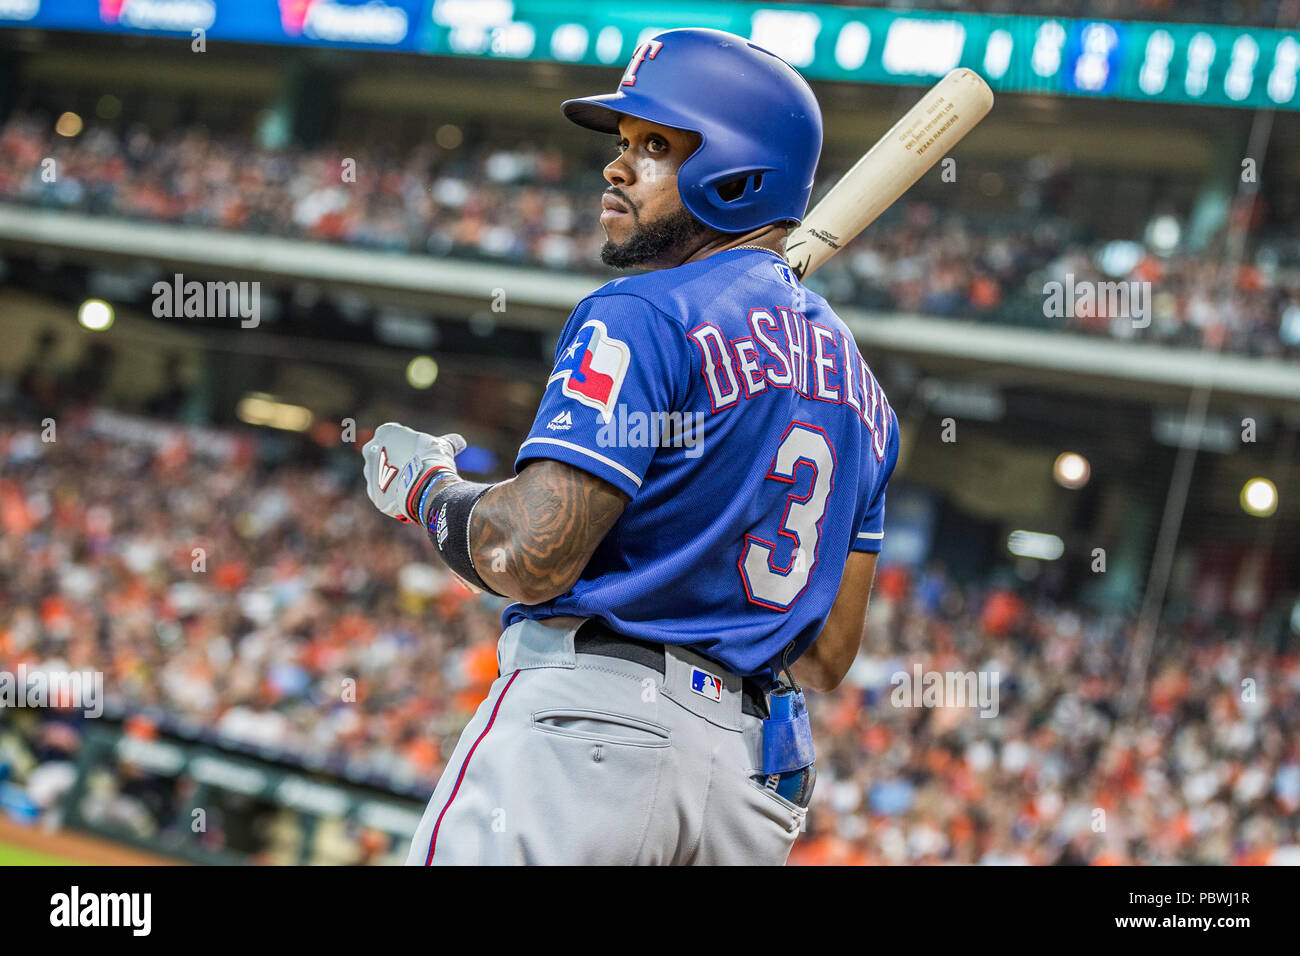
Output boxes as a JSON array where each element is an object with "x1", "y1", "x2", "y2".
[{"x1": 562, "y1": 28, "x2": 823, "y2": 234}]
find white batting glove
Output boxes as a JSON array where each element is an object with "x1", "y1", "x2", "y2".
[{"x1": 362, "y1": 423, "x2": 466, "y2": 525}]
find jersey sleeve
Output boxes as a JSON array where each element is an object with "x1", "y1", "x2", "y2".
[
  {"x1": 854, "y1": 407, "x2": 901, "y2": 553},
  {"x1": 515, "y1": 292, "x2": 692, "y2": 499}
]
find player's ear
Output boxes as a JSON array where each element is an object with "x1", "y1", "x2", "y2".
[{"x1": 676, "y1": 128, "x2": 703, "y2": 158}]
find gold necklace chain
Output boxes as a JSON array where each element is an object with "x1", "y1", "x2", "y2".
[{"x1": 732, "y1": 243, "x2": 788, "y2": 261}]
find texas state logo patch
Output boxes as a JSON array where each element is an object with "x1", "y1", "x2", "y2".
[{"x1": 548, "y1": 319, "x2": 630, "y2": 422}]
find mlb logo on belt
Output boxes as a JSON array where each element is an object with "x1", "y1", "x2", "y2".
[
  {"x1": 690, "y1": 667, "x2": 723, "y2": 703},
  {"x1": 548, "y1": 319, "x2": 630, "y2": 423}
]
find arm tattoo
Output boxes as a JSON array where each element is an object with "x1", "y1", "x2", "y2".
[{"x1": 469, "y1": 460, "x2": 629, "y2": 604}]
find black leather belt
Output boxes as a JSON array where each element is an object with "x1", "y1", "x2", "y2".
[{"x1": 574, "y1": 619, "x2": 769, "y2": 719}]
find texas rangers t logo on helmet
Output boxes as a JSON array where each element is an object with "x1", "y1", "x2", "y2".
[
  {"x1": 620, "y1": 38, "x2": 663, "y2": 86},
  {"x1": 547, "y1": 319, "x2": 630, "y2": 422}
]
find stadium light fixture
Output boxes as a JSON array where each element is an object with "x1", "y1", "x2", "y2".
[
  {"x1": 1240, "y1": 477, "x2": 1278, "y2": 517},
  {"x1": 406, "y1": 356, "x2": 439, "y2": 389},
  {"x1": 1053, "y1": 451, "x2": 1090, "y2": 489},
  {"x1": 236, "y1": 394, "x2": 313, "y2": 432},
  {"x1": 1146, "y1": 214, "x2": 1180, "y2": 253},
  {"x1": 95, "y1": 95, "x2": 121, "y2": 120},
  {"x1": 77, "y1": 299, "x2": 114, "y2": 331},
  {"x1": 1007, "y1": 530, "x2": 1065, "y2": 560},
  {"x1": 55, "y1": 111, "x2": 83, "y2": 137},
  {"x1": 435, "y1": 124, "x2": 463, "y2": 149}
]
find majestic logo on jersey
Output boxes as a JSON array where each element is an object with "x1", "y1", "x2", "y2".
[
  {"x1": 376, "y1": 447, "x2": 399, "y2": 492},
  {"x1": 548, "y1": 319, "x2": 630, "y2": 423},
  {"x1": 690, "y1": 667, "x2": 723, "y2": 703},
  {"x1": 546, "y1": 410, "x2": 573, "y2": 431},
  {"x1": 773, "y1": 261, "x2": 798, "y2": 288}
]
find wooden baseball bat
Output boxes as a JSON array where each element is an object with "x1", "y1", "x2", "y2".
[{"x1": 787, "y1": 68, "x2": 995, "y2": 280}]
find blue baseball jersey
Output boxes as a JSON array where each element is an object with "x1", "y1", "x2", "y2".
[{"x1": 503, "y1": 247, "x2": 900, "y2": 685}]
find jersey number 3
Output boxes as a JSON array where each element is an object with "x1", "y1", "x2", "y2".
[{"x1": 740, "y1": 423, "x2": 836, "y2": 610}]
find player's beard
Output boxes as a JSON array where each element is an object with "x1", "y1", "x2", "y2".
[{"x1": 600, "y1": 204, "x2": 712, "y2": 269}]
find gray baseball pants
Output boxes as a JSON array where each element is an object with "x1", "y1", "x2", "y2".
[{"x1": 404, "y1": 616, "x2": 806, "y2": 865}]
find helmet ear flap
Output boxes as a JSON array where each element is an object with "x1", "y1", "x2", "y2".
[
  {"x1": 715, "y1": 172, "x2": 765, "y2": 203},
  {"x1": 691, "y1": 165, "x2": 777, "y2": 224}
]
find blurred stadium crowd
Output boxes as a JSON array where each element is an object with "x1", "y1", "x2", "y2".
[
  {"x1": 0, "y1": 415, "x2": 503, "y2": 798},
  {"x1": 3, "y1": 111, "x2": 1299, "y2": 360},
  {"x1": 2, "y1": 380, "x2": 1297, "y2": 865},
  {"x1": 795, "y1": 568, "x2": 1300, "y2": 865}
]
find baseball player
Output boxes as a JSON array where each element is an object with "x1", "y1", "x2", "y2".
[{"x1": 363, "y1": 27, "x2": 899, "y2": 865}]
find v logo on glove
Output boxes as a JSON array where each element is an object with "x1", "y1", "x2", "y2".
[{"x1": 377, "y1": 447, "x2": 400, "y2": 492}]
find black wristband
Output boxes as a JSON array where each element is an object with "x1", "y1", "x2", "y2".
[{"x1": 425, "y1": 479, "x2": 502, "y2": 597}]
